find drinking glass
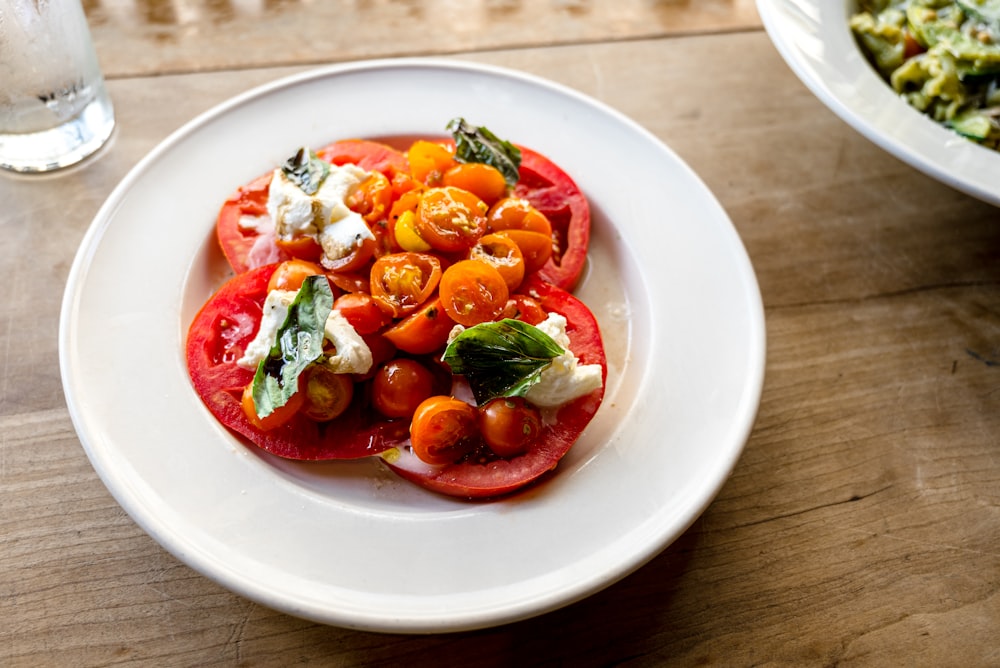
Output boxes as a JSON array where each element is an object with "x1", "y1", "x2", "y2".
[{"x1": 0, "y1": 0, "x2": 115, "y2": 173}]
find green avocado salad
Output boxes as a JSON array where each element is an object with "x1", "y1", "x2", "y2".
[{"x1": 852, "y1": 0, "x2": 1000, "y2": 147}]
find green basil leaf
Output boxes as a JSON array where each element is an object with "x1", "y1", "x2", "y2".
[
  {"x1": 443, "y1": 318, "x2": 563, "y2": 405},
  {"x1": 252, "y1": 275, "x2": 333, "y2": 418},
  {"x1": 280, "y1": 147, "x2": 330, "y2": 196},
  {"x1": 446, "y1": 117, "x2": 522, "y2": 187}
]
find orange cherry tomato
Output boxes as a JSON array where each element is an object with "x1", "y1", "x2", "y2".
[
  {"x1": 408, "y1": 140, "x2": 457, "y2": 186},
  {"x1": 496, "y1": 229, "x2": 553, "y2": 276},
  {"x1": 240, "y1": 380, "x2": 305, "y2": 431},
  {"x1": 468, "y1": 232, "x2": 525, "y2": 291},
  {"x1": 478, "y1": 397, "x2": 542, "y2": 458},
  {"x1": 439, "y1": 259, "x2": 509, "y2": 327},
  {"x1": 321, "y1": 235, "x2": 377, "y2": 274},
  {"x1": 409, "y1": 395, "x2": 479, "y2": 465},
  {"x1": 382, "y1": 297, "x2": 456, "y2": 354},
  {"x1": 266, "y1": 259, "x2": 325, "y2": 293},
  {"x1": 300, "y1": 365, "x2": 354, "y2": 422},
  {"x1": 369, "y1": 252, "x2": 442, "y2": 318},
  {"x1": 333, "y1": 292, "x2": 392, "y2": 334},
  {"x1": 347, "y1": 171, "x2": 394, "y2": 225},
  {"x1": 416, "y1": 186, "x2": 488, "y2": 253},
  {"x1": 502, "y1": 294, "x2": 548, "y2": 325},
  {"x1": 442, "y1": 162, "x2": 508, "y2": 206},
  {"x1": 486, "y1": 197, "x2": 553, "y2": 237},
  {"x1": 275, "y1": 235, "x2": 323, "y2": 263},
  {"x1": 372, "y1": 358, "x2": 437, "y2": 419}
]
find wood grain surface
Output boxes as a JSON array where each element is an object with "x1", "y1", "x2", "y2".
[{"x1": 2, "y1": 1, "x2": 998, "y2": 665}]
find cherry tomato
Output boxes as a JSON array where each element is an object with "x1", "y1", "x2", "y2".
[
  {"x1": 468, "y1": 232, "x2": 525, "y2": 291},
  {"x1": 416, "y1": 186, "x2": 488, "y2": 253},
  {"x1": 382, "y1": 297, "x2": 456, "y2": 354},
  {"x1": 266, "y1": 259, "x2": 326, "y2": 293},
  {"x1": 502, "y1": 294, "x2": 548, "y2": 325},
  {"x1": 372, "y1": 358, "x2": 437, "y2": 419},
  {"x1": 347, "y1": 171, "x2": 393, "y2": 225},
  {"x1": 478, "y1": 397, "x2": 543, "y2": 458},
  {"x1": 486, "y1": 197, "x2": 553, "y2": 237},
  {"x1": 240, "y1": 379, "x2": 305, "y2": 431},
  {"x1": 333, "y1": 292, "x2": 392, "y2": 334},
  {"x1": 370, "y1": 252, "x2": 442, "y2": 318},
  {"x1": 301, "y1": 365, "x2": 354, "y2": 422},
  {"x1": 496, "y1": 229, "x2": 553, "y2": 276},
  {"x1": 275, "y1": 234, "x2": 324, "y2": 264},
  {"x1": 408, "y1": 140, "x2": 456, "y2": 185},
  {"x1": 409, "y1": 396, "x2": 479, "y2": 465},
  {"x1": 321, "y1": 235, "x2": 377, "y2": 274},
  {"x1": 327, "y1": 271, "x2": 371, "y2": 295},
  {"x1": 439, "y1": 259, "x2": 509, "y2": 327},
  {"x1": 442, "y1": 162, "x2": 507, "y2": 205}
]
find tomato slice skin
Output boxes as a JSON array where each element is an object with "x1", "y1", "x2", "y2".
[
  {"x1": 382, "y1": 276, "x2": 606, "y2": 498},
  {"x1": 513, "y1": 146, "x2": 591, "y2": 291},
  {"x1": 186, "y1": 264, "x2": 408, "y2": 460}
]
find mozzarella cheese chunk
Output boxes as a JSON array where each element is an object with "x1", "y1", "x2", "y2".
[
  {"x1": 266, "y1": 162, "x2": 376, "y2": 267},
  {"x1": 524, "y1": 313, "x2": 603, "y2": 408},
  {"x1": 235, "y1": 289, "x2": 372, "y2": 375},
  {"x1": 237, "y1": 289, "x2": 297, "y2": 370}
]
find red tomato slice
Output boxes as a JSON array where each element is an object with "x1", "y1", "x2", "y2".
[
  {"x1": 514, "y1": 146, "x2": 591, "y2": 292},
  {"x1": 381, "y1": 276, "x2": 606, "y2": 499},
  {"x1": 215, "y1": 140, "x2": 410, "y2": 275},
  {"x1": 185, "y1": 264, "x2": 408, "y2": 460}
]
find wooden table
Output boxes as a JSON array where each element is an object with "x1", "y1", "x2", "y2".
[{"x1": 4, "y1": 1, "x2": 999, "y2": 665}]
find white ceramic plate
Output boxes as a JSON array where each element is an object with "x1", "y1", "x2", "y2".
[
  {"x1": 757, "y1": 0, "x2": 1000, "y2": 207},
  {"x1": 59, "y1": 59, "x2": 765, "y2": 633}
]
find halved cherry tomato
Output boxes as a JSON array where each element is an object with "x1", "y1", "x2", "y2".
[
  {"x1": 370, "y1": 252, "x2": 442, "y2": 318},
  {"x1": 267, "y1": 259, "x2": 326, "y2": 293},
  {"x1": 438, "y1": 259, "x2": 509, "y2": 327},
  {"x1": 486, "y1": 197, "x2": 553, "y2": 237},
  {"x1": 408, "y1": 140, "x2": 456, "y2": 186},
  {"x1": 241, "y1": 379, "x2": 305, "y2": 431},
  {"x1": 382, "y1": 297, "x2": 456, "y2": 354},
  {"x1": 416, "y1": 187, "x2": 488, "y2": 253},
  {"x1": 320, "y1": 235, "x2": 377, "y2": 274},
  {"x1": 495, "y1": 229, "x2": 553, "y2": 276},
  {"x1": 347, "y1": 171, "x2": 394, "y2": 225},
  {"x1": 468, "y1": 233, "x2": 525, "y2": 291},
  {"x1": 327, "y1": 271, "x2": 371, "y2": 295},
  {"x1": 502, "y1": 294, "x2": 547, "y2": 325},
  {"x1": 333, "y1": 292, "x2": 392, "y2": 335},
  {"x1": 409, "y1": 396, "x2": 479, "y2": 465},
  {"x1": 442, "y1": 162, "x2": 507, "y2": 205},
  {"x1": 301, "y1": 365, "x2": 354, "y2": 422},
  {"x1": 372, "y1": 359, "x2": 437, "y2": 419},
  {"x1": 478, "y1": 397, "x2": 542, "y2": 458},
  {"x1": 275, "y1": 234, "x2": 324, "y2": 264}
]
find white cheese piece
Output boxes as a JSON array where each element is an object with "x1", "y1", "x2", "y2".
[
  {"x1": 524, "y1": 313, "x2": 603, "y2": 408},
  {"x1": 321, "y1": 309, "x2": 373, "y2": 375},
  {"x1": 236, "y1": 289, "x2": 297, "y2": 370},
  {"x1": 265, "y1": 163, "x2": 376, "y2": 268}
]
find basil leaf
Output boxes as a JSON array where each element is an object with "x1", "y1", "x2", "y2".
[
  {"x1": 443, "y1": 318, "x2": 564, "y2": 405},
  {"x1": 446, "y1": 117, "x2": 522, "y2": 187},
  {"x1": 280, "y1": 147, "x2": 330, "y2": 196},
  {"x1": 252, "y1": 275, "x2": 333, "y2": 418}
]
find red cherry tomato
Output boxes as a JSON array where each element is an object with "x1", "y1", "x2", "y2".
[
  {"x1": 438, "y1": 259, "x2": 509, "y2": 327},
  {"x1": 333, "y1": 292, "x2": 392, "y2": 335},
  {"x1": 382, "y1": 297, "x2": 456, "y2": 354},
  {"x1": 409, "y1": 396, "x2": 479, "y2": 465},
  {"x1": 478, "y1": 397, "x2": 543, "y2": 458},
  {"x1": 372, "y1": 359, "x2": 437, "y2": 419}
]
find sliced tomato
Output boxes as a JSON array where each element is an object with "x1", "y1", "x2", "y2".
[
  {"x1": 513, "y1": 146, "x2": 591, "y2": 291},
  {"x1": 316, "y1": 138, "x2": 409, "y2": 177},
  {"x1": 186, "y1": 264, "x2": 409, "y2": 460},
  {"x1": 381, "y1": 276, "x2": 606, "y2": 498}
]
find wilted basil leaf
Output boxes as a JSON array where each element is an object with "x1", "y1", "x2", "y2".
[
  {"x1": 281, "y1": 147, "x2": 330, "y2": 196},
  {"x1": 447, "y1": 117, "x2": 522, "y2": 187},
  {"x1": 443, "y1": 318, "x2": 563, "y2": 404},
  {"x1": 252, "y1": 275, "x2": 333, "y2": 418}
]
